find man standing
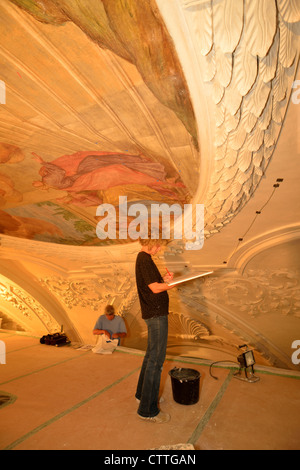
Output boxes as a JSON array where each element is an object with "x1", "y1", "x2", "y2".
[{"x1": 135, "y1": 237, "x2": 175, "y2": 423}]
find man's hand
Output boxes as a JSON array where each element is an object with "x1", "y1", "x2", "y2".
[
  {"x1": 111, "y1": 332, "x2": 127, "y2": 339},
  {"x1": 163, "y1": 271, "x2": 174, "y2": 283},
  {"x1": 93, "y1": 329, "x2": 111, "y2": 338}
]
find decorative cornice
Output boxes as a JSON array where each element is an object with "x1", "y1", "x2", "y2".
[{"x1": 0, "y1": 234, "x2": 140, "y2": 270}]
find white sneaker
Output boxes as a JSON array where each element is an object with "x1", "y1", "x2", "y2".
[
  {"x1": 136, "y1": 396, "x2": 165, "y2": 404},
  {"x1": 138, "y1": 412, "x2": 170, "y2": 424}
]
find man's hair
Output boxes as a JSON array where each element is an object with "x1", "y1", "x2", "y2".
[
  {"x1": 105, "y1": 305, "x2": 115, "y2": 315},
  {"x1": 138, "y1": 237, "x2": 169, "y2": 249},
  {"x1": 137, "y1": 219, "x2": 170, "y2": 248}
]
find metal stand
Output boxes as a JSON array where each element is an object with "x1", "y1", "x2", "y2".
[
  {"x1": 233, "y1": 345, "x2": 260, "y2": 383},
  {"x1": 209, "y1": 345, "x2": 260, "y2": 383},
  {"x1": 233, "y1": 364, "x2": 260, "y2": 383}
]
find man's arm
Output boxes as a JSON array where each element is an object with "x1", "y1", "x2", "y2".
[
  {"x1": 93, "y1": 329, "x2": 111, "y2": 337},
  {"x1": 111, "y1": 332, "x2": 127, "y2": 339},
  {"x1": 148, "y1": 272, "x2": 175, "y2": 293},
  {"x1": 148, "y1": 282, "x2": 174, "y2": 293}
]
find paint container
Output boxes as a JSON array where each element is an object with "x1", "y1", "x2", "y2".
[{"x1": 169, "y1": 367, "x2": 201, "y2": 405}]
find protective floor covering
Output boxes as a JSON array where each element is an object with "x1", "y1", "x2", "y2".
[{"x1": 0, "y1": 331, "x2": 299, "y2": 450}]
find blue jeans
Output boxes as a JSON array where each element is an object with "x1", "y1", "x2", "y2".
[{"x1": 135, "y1": 315, "x2": 168, "y2": 418}]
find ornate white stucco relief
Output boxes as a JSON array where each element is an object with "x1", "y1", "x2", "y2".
[
  {"x1": 177, "y1": 0, "x2": 300, "y2": 235},
  {"x1": 0, "y1": 279, "x2": 60, "y2": 333},
  {"x1": 198, "y1": 269, "x2": 300, "y2": 318},
  {"x1": 40, "y1": 269, "x2": 138, "y2": 316}
]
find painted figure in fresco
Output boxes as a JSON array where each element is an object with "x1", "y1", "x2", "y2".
[
  {"x1": 32, "y1": 151, "x2": 186, "y2": 205},
  {"x1": 0, "y1": 143, "x2": 24, "y2": 164},
  {"x1": 0, "y1": 143, "x2": 24, "y2": 207},
  {"x1": 0, "y1": 208, "x2": 63, "y2": 240}
]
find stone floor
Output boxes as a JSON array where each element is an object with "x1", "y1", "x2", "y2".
[{"x1": 0, "y1": 331, "x2": 299, "y2": 451}]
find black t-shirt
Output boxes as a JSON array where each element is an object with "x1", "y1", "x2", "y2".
[{"x1": 135, "y1": 251, "x2": 169, "y2": 319}]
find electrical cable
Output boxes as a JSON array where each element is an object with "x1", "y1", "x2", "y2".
[
  {"x1": 209, "y1": 360, "x2": 240, "y2": 380},
  {"x1": 223, "y1": 180, "x2": 283, "y2": 265}
]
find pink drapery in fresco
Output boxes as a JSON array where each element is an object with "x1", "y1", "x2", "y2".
[{"x1": 33, "y1": 151, "x2": 185, "y2": 200}]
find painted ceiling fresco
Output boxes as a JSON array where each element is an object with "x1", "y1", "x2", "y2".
[
  {"x1": 1, "y1": 144, "x2": 189, "y2": 245},
  {"x1": 0, "y1": 0, "x2": 197, "y2": 245},
  {"x1": 1, "y1": 0, "x2": 299, "y2": 249},
  {"x1": 1, "y1": 0, "x2": 300, "y2": 248}
]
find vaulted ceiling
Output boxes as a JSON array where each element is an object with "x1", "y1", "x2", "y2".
[{"x1": 0, "y1": 0, "x2": 299, "y2": 370}]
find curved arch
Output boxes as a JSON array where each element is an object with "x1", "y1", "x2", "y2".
[
  {"x1": 227, "y1": 225, "x2": 300, "y2": 273},
  {"x1": 0, "y1": 260, "x2": 82, "y2": 342}
]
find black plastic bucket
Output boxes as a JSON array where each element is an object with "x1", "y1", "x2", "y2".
[{"x1": 169, "y1": 367, "x2": 201, "y2": 405}]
